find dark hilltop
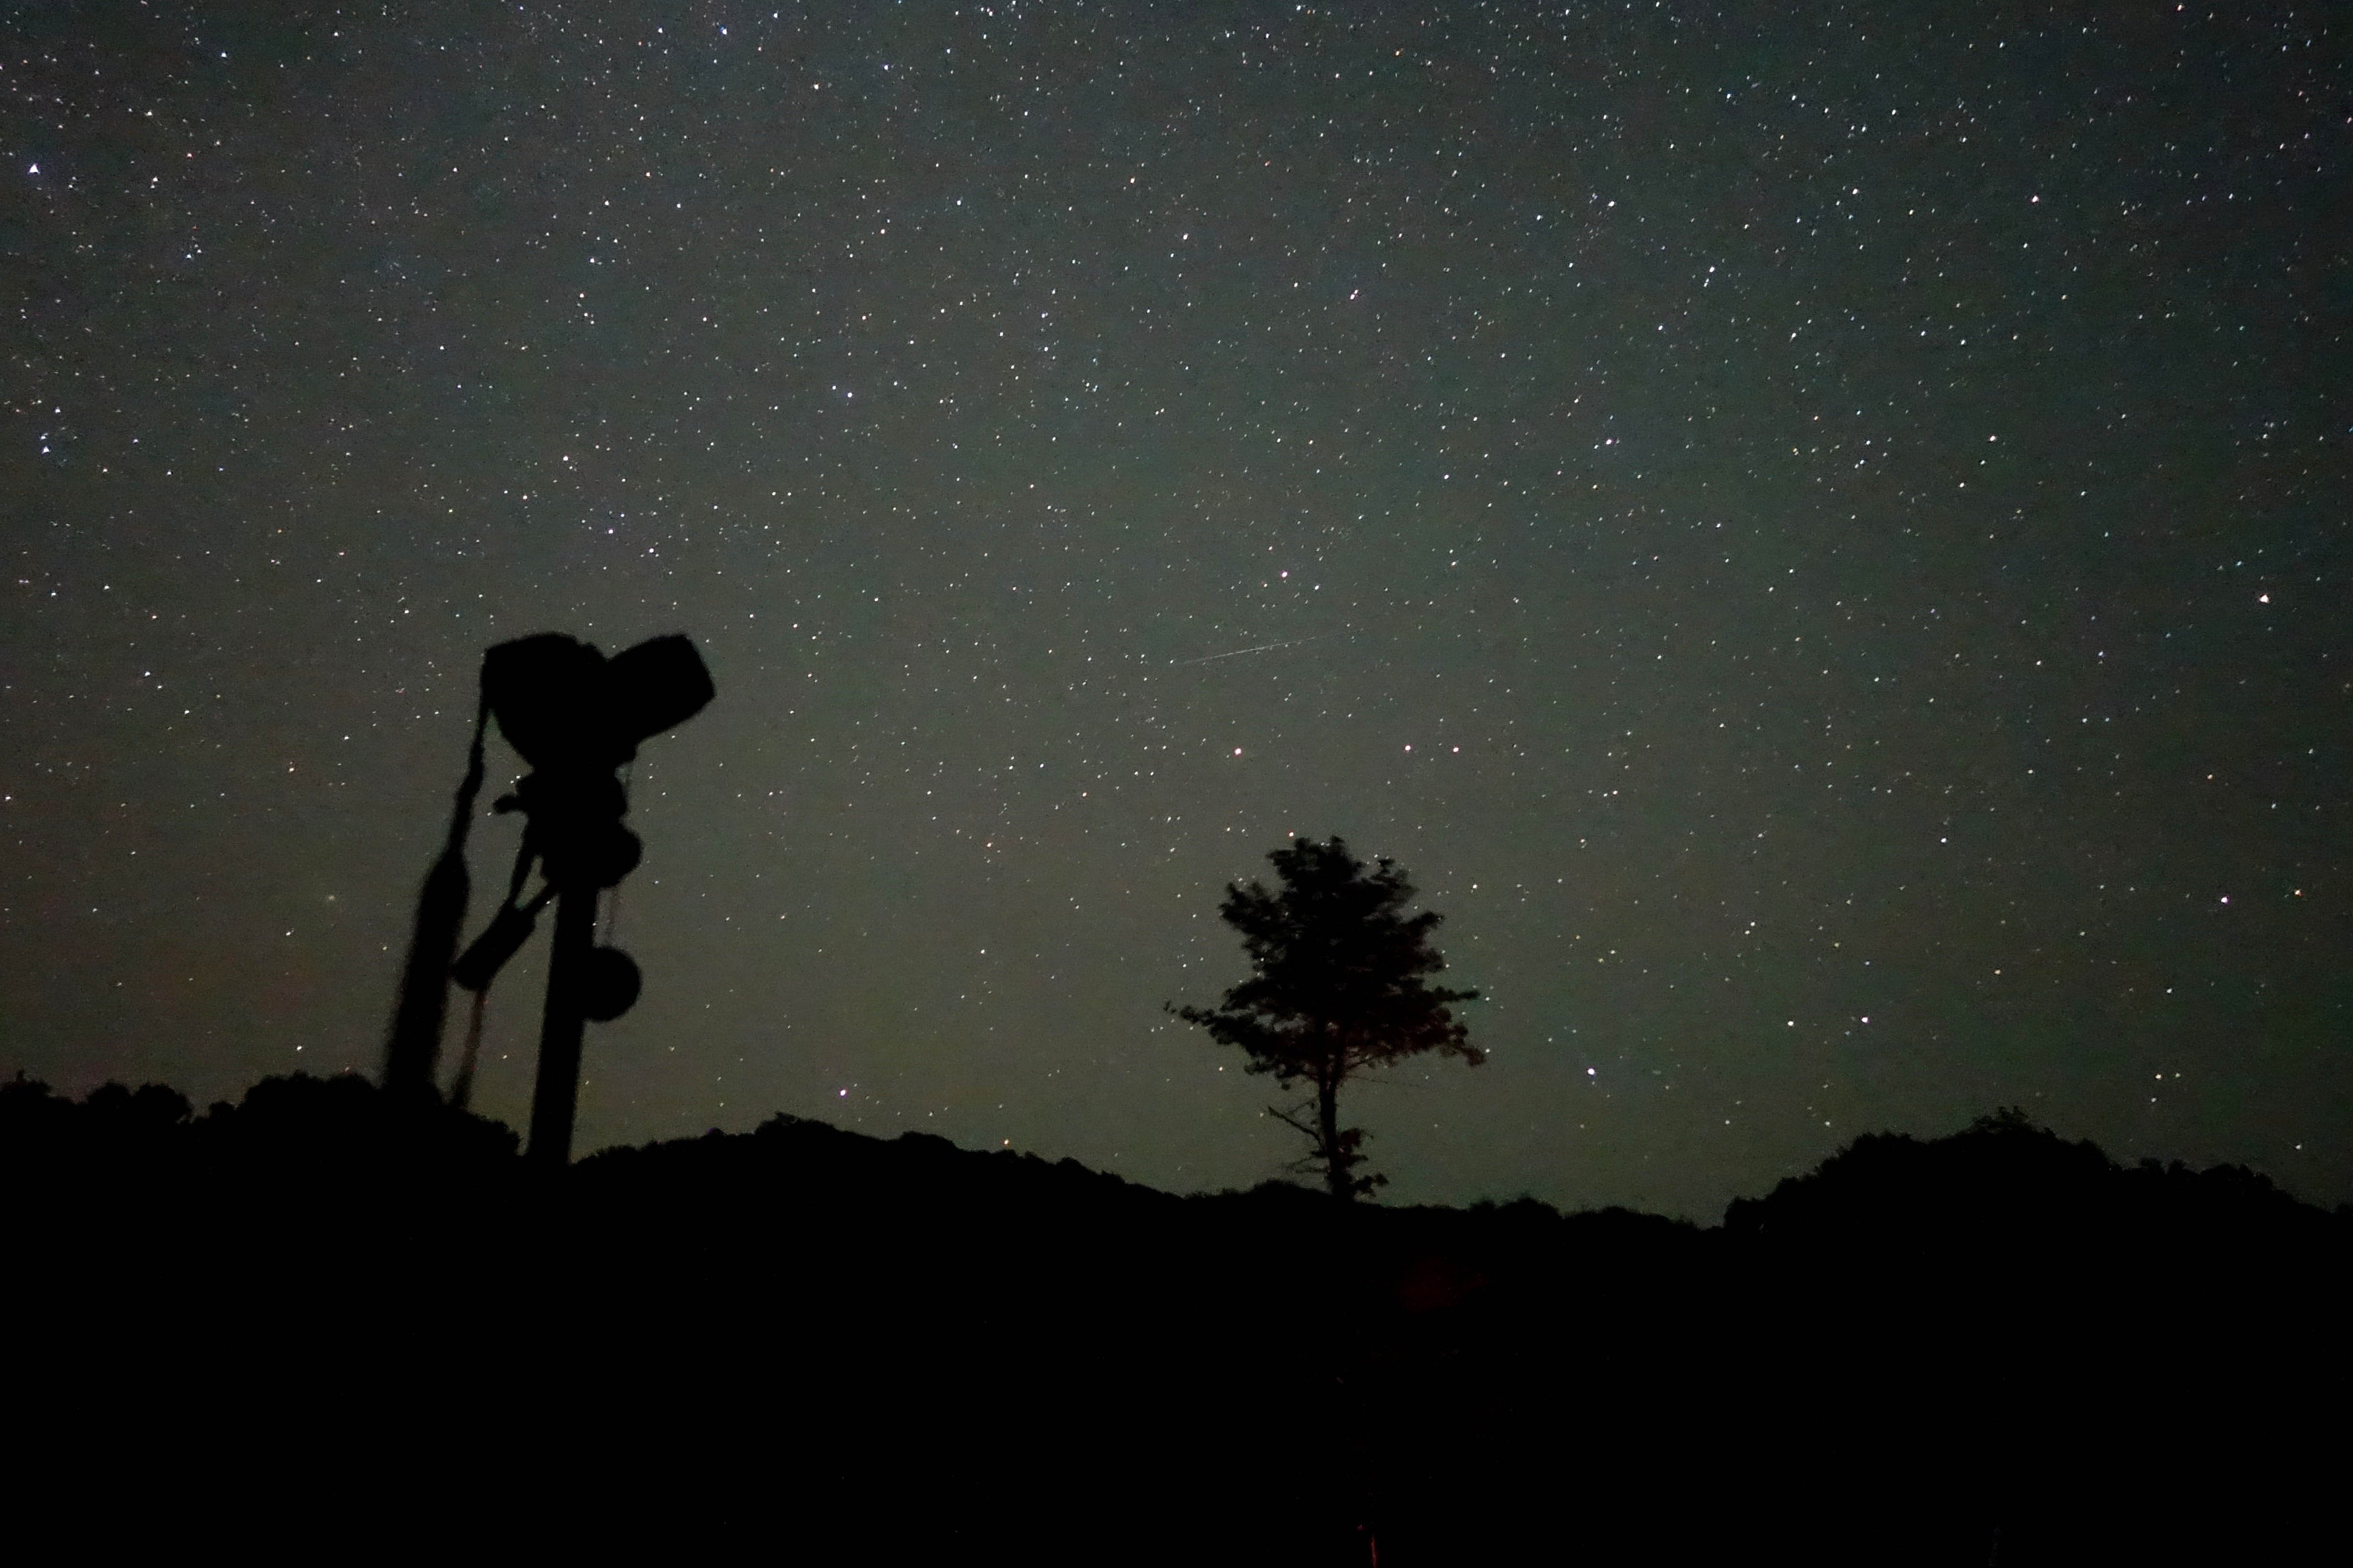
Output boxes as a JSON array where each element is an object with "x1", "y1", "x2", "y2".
[{"x1": 7, "y1": 1070, "x2": 2342, "y2": 1564}]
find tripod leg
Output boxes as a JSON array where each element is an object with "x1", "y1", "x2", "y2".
[{"x1": 527, "y1": 883, "x2": 596, "y2": 1166}]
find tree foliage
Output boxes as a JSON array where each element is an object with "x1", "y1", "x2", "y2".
[{"x1": 1173, "y1": 836, "x2": 1480, "y2": 1199}]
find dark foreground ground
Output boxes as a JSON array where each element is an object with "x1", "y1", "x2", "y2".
[{"x1": 6, "y1": 1073, "x2": 2346, "y2": 1564}]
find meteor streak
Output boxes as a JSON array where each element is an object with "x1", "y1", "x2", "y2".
[{"x1": 1172, "y1": 633, "x2": 1338, "y2": 666}]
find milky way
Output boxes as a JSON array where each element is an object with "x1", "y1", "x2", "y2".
[{"x1": 6, "y1": 2, "x2": 2346, "y2": 1215}]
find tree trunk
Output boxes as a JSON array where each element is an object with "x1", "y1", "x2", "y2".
[{"x1": 1319, "y1": 1073, "x2": 1348, "y2": 1201}]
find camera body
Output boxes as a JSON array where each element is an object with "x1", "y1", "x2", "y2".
[{"x1": 483, "y1": 632, "x2": 715, "y2": 776}]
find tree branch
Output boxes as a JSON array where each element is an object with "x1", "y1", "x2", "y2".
[{"x1": 1266, "y1": 1102, "x2": 1319, "y2": 1141}]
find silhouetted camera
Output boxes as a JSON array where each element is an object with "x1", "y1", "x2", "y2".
[
  {"x1": 449, "y1": 634, "x2": 714, "y2": 1023},
  {"x1": 482, "y1": 633, "x2": 715, "y2": 774}
]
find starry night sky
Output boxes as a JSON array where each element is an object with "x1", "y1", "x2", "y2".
[{"x1": 6, "y1": 2, "x2": 2347, "y2": 1217}]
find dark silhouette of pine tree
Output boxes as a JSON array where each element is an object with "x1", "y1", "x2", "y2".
[{"x1": 1172, "y1": 835, "x2": 1481, "y2": 1200}]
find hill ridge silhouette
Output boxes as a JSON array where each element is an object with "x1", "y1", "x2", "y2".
[
  {"x1": 7, "y1": 1066, "x2": 2340, "y2": 1234},
  {"x1": 6, "y1": 1070, "x2": 2344, "y2": 1564}
]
